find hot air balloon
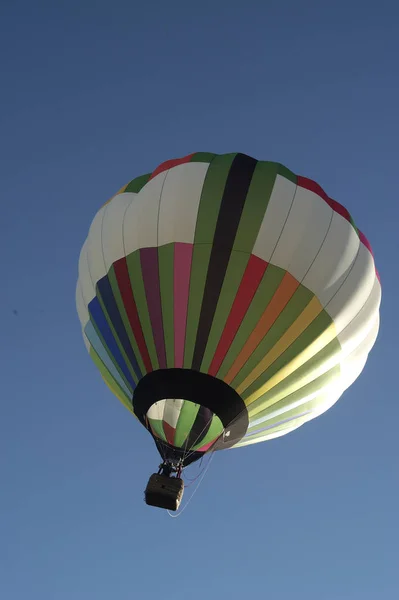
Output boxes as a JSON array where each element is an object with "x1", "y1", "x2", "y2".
[{"x1": 76, "y1": 152, "x2": 381, "y2": 510}]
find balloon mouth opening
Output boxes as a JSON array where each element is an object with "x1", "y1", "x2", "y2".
[
  {"x1": 133, "y1": 368, "x2": 249, "y2": 450},
  {"x1": 146, "y1": 398, "x2": 225, "y2": 453}
]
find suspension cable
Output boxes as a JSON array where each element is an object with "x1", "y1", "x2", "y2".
[{"x1": 167, "y1": 451, "x2": 216, "y2": 518}]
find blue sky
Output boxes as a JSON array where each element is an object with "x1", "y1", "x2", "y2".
[{"x1": 1, "y1": 1, "x2": 398, "y2": 598}]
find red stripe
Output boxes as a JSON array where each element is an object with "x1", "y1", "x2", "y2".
[
  {"x1": 208, "y1": 255, "x2": 268, "y2": 376},
  {"x1": 358, "y1": 229, "x2": 374, "y2": 256},
  {"x1": 174, "y1": 243, "x2": 193, "y2": 368},
  {"x1": 196, "y1": 439, "x2": 217, "y2": 452},
  {"x1": 162, "y1": 421, "x2": 175, "y2": 446},
  {"x1": 113, "y1": 257, "x2": 153, "y2": 373},
  {"x1": 140, "y1": 248, "x2": 167, "y2": 369},
  {"x1": 358, "y1": 230, "x2": 380, "y2": 281},
  {"x1": 150, "y1": 153, "x2": 196, "y2": 180}
]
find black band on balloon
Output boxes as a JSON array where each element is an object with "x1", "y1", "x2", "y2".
[{"x1": 133, "y1": 369, "x2": 249, "y2": 451}]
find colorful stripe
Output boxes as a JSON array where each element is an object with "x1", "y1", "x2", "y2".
[
  {"x1": 184, "y1": 153, "x2": 236, "y2": 367},
  {"x1": 87, "y1": 298, "x2": 136, "y2": 391},
  {"x1": 192, "y1": 154, "x2": 257, "y2": 370},
  {"x1": 201, "y1": 162, "x2": 278, "y2": 373},
  {"x1": 97, "y1": 275, "x2": 142, "y2": 380},
  {"x1": 174, "y1": 243, "x2": 193, "y2": 368},
  {"x1": 78, "y1": 150, "x2": 381, "y2": 454},
  {"x1": 140, "y1": 248, "x2": 166, "y2": 369},
  {"x1": 225, "y1": 271, "x2": 300, "y2": 384},
  {"x1": 208, "y1": 255, "x2": 267, "y2": 376},
  {"x1": 146, "y1": 399, "x2": 223, "y2": 452},
  {"x1": 113, "y1": 258, "x2": 153, "y2": 373},
  {"x1": 126, "y1": 251, "x2": 159, "y2": 370}
]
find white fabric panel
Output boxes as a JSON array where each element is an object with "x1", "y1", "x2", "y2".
[
  {"x1": 123, "y1": 171, "x2": 168, "y2": 255},
  {"x1": 147, "y1": 400, "x2": 165, "y2": 421},
  {"x1": 302, "y1": 212, "x2": 360, "y2": 304},
  {"x1": 76, "y1": 282, "x2": 89, "y2": 326},
  {"x1": 86, "y1": 205, "x2": 107, "y2": 287},
  {"x1": 163, "y1": 399, "x2": 184, "y2": 428},
  {"x1": 340, "y1": 317, "x2": 380, "y2": 387},
  {"x1": 158, "y1": 162, "x2": 209, "y2": 246},
  {"x1": 326, "y1": 243, "x2": 376, "y2": 333},
  {"x1": 102, "y1": 192, "x2": 136, "y2": 271},
  {"x1": 78, "y1": 241, "x2": 96, "y2": 305},
  {"x1": 340, "y1": 353, "x2": 369, "y2": 394},
  {"x1": 311, "y1": 318, "x2": 379, "y2": 420},
  {"x1": 271, "y1": 186, "x2": 333, "y2": 282},
  {"x1": 252, "y1": 175, "x2": 296, "y2": 262},
  {"x1": 338, "y1": 277, "x2": 381, "y2": 354},
  {"x1": 305, "y1": 385, "x2": 344, "y2": 418}
]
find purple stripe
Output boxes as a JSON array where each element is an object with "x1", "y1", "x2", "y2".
[
  {"x1": 246, "y1": 410, "x2": 311, "y2": 438},
  {"x1": 140, "y1": 247, "x2": 167, "y2": 369}
]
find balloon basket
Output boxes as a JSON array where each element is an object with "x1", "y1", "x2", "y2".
[{"x1": 144, "y1": 473, "x2": 184, "y2": 511}]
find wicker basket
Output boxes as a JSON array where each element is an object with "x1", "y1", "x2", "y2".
[{"x1": 144, "y1": 474, "x2": 184, "y2": 511}]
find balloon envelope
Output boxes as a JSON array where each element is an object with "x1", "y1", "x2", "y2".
[{"x1": 76, "y1": 152, "x2": 381, "y2": 464}]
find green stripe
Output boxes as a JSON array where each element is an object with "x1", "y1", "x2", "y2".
[
  {"x1": 174, "y1": 401, "x2": 200, "y2": 448},
  {"x1": 217, "y1": 264, "x2": 286, "y2": 380},
  {"x1": 241, "y1": 309, "x2": 337, "y2": 401},
  {"x1": 200, "y1": 162, "x2": 279, "y2": 371},
  {"x1": 190, "y1": 152, "x2": 217, "y2": 164},
  {"x1": 124, "y1": 173, "x2": 151, "y2": 193},
  {"x1": 246, "y1": 367, "x2": 341, "y2": 439},
  {"x1": 192, "y1": 415, "x2": 224, "y2": 451},
  {"x1": 108, "y1": 266, "x2": 147, "y2": 376},
  {"x1": 184, "y1": 246, "x2": 212, "y2": 367},
  {"x1": 247, "y1": 337, "x2": 342, "y2": 417},
  {"x1": 233, "y1": 162, "x2": 278, "y2": 252},
  {"x1": 193, "y1": 153, "x2": 237, "y2": 243},
  {"x1": 276, "y1": 162, "x2": 297, "y2": 184},
  {"x1": 148, "y1": 418, "x2": 167, "y2": 442},
  {"x1": 233, "y1": 285, "x2": 314, "y2": 392},
  {"x1": 158, "y1": 244, "x2": 175, "y2": 368},
  {"x1": 126, "y1": 250, "x2": 160, "y2": 370},
  {"x1": 200, "y1": 252, "x2": 248, "y2": 371},
  {"x1": 184, "y1": 154, "x2": 236, "y2": 367}
]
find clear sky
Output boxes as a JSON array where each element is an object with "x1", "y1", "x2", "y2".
[{"x1": 1, "y1": 1, "x2": 398, "y2": 599}]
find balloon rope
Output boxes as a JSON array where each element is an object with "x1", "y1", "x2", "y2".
[
  {"x1": 182, "y1": 413, "x2": 216, "y2": 463},
  {"x1": 167, "y1": 451, "x2": 215, "y2": 518}
]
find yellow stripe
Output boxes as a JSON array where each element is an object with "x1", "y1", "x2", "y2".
[
  {"x1": 247, "y1": 341, "x2": 341, "y2": 417},
  {"x1": 245, "y1": 322, "x2": 337, "y2": 414},
  {"x1": 237, "y1": 296, "x2": 323, "y2": 395},
  {"x1": 101, "y1": 183, "x2": 129, "y2": 208}
]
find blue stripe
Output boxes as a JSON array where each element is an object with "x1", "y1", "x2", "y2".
[
  {"x1": 88, "y1": 296, "x2": 136, "y2": 390},
  {"x1": 97, "y1": 275, "x2": 142, "y2": 379},
  {"x1": 85, "y1": 321, "x2": 132, "y2": 397}
]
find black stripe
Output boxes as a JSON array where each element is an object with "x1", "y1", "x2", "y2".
[
  {"x1": 184, "y1": 405, "x2": 213, "y2": 450},
  {"x1": 191, "y1": 153, "x2": 258, "y2": 370}
]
